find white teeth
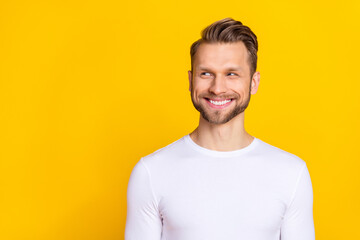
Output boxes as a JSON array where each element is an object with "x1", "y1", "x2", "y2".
[{"x1": 209, "y1": 99, "x2": 231, "y2": 106}]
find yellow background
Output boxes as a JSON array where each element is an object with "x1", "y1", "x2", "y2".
[{"x1": 1, "y1": 0, "x2": 359, "y2": 239}]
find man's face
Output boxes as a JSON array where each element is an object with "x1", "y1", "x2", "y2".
[{"x1": 189, "y1": 42, "x2": 259, "y2": 125}]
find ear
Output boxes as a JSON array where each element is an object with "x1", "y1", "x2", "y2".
[
  {"x1": 188, "y1": 70, "x2": 192, "y2": 92},
  {"x1": 250, "y1": 71, "x2": 260, "y2": 94}
]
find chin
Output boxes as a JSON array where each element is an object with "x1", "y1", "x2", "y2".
[
  {"x1": 202, "y1": 106, "x2": 246, "y2": 125},
  {"x1": 201, "y1": 112, "x2": 238, "y2": 125}
]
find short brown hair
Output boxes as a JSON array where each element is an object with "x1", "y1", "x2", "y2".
[{"x1": 190, "y1": 18, "x2": 258, "y2": 76}]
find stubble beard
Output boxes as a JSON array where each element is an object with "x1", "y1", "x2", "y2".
[{"x1": 191, "y1": 88, "x2": 251, "y2": 125}]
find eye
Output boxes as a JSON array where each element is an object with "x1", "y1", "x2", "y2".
[
  {"x1": 200, "y1": 72, "x2": 211, "y2": 76},
  {"x1": 200, "y1": 72, "x2": 212, "y2": 78},
  {"x1": 227, "y1": 72, "x2": 238, "y2": 76}
]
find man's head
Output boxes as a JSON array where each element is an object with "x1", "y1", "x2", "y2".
[
  {"x1": 188, "y1": 18, "x2": 260, "y2": 125},
  {"x1": 190, "y1": 18, "x2": 258, "y2": 77}
]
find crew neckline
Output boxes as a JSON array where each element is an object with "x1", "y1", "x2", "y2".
[{"x1": 183, "y1": 134, "x2": 259, "y2": 158}]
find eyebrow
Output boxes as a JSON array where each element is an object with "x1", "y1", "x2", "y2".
[{"x1": 197, "y1": 66, "x2": 244, "y2": 72}]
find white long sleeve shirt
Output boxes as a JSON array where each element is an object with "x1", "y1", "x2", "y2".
[{"x1": 125, "y1": 135, "x2": 315, "y2": 240}]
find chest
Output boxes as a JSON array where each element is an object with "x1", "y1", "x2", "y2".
[{"x1": 158, "y1": 165, "x2": 287, "y2": 235}]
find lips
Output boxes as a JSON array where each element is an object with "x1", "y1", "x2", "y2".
[
  {"x1": 205, "y1": 98, "x2": 233, "y2": 109},
  {"x1": 209, "y1": 99, "x2": 231, "y2": 105}
]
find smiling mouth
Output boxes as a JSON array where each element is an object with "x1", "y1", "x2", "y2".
[
  {"x1": 204, "y1": 98, "x2": 233, "y2": 107},
  {"x1": 208, "y1": 99, "x2": 232, "y2": 105}
]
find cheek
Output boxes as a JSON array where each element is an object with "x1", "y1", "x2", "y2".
[
  {"x1": 231, "y1": 82, "x2": 251, "y2": 98},
  {"x1": 230, "y1": 81, "x2": 246, "y2": 90},
  {"x1": 192, "y1": 80, "x2": 209, "y2": 93}
]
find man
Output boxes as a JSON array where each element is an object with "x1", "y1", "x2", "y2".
[{"x1": 125, "y1": 18, "x2": 315, "y2": 240}]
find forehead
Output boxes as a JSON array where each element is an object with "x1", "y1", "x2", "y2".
[{"x1": 193, "y1": 42, "x2": 250, "y2": 71}]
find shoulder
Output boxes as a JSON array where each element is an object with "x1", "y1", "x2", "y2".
[
  {"x1": 253, "y1": 138, "x2": 311, "y2": 200},
  {"x1": 140, "y1": 135, "x2": 188, "y2": 167},
  {"x1": 254, "y1": 137, "x2": 306, "y2": 171}
]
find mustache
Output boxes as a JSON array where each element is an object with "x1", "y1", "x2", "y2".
[{"x1": 199, "y1": 93, "x2": 239, "y2": 99}]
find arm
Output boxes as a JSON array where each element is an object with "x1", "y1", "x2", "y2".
[
  {"x1": 281, "y1": 163, "x2": 315, "y2": 240},
  {"x1": 125, "y1": 159, "x2": 162, "y2": 240}
]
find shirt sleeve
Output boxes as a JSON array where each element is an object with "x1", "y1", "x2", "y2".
[
  {"x1": 280, "y1": 163, "x2": 315, "y2": 240},
  {"x1": 125, "y1": 159, "x2": 163, "y2": 240}
]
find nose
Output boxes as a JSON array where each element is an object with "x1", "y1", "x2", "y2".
[{"x1": 208, "y1": 75, "x2": 227, "y2": 95}]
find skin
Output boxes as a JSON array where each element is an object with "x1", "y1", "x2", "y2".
[{"x1": 188, "y1": 42, "x2": 260, "y2": 151}]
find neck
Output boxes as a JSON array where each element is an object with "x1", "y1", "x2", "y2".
[{"x1": 189, "y1": 113, "x2": 254, "y2": 151}]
